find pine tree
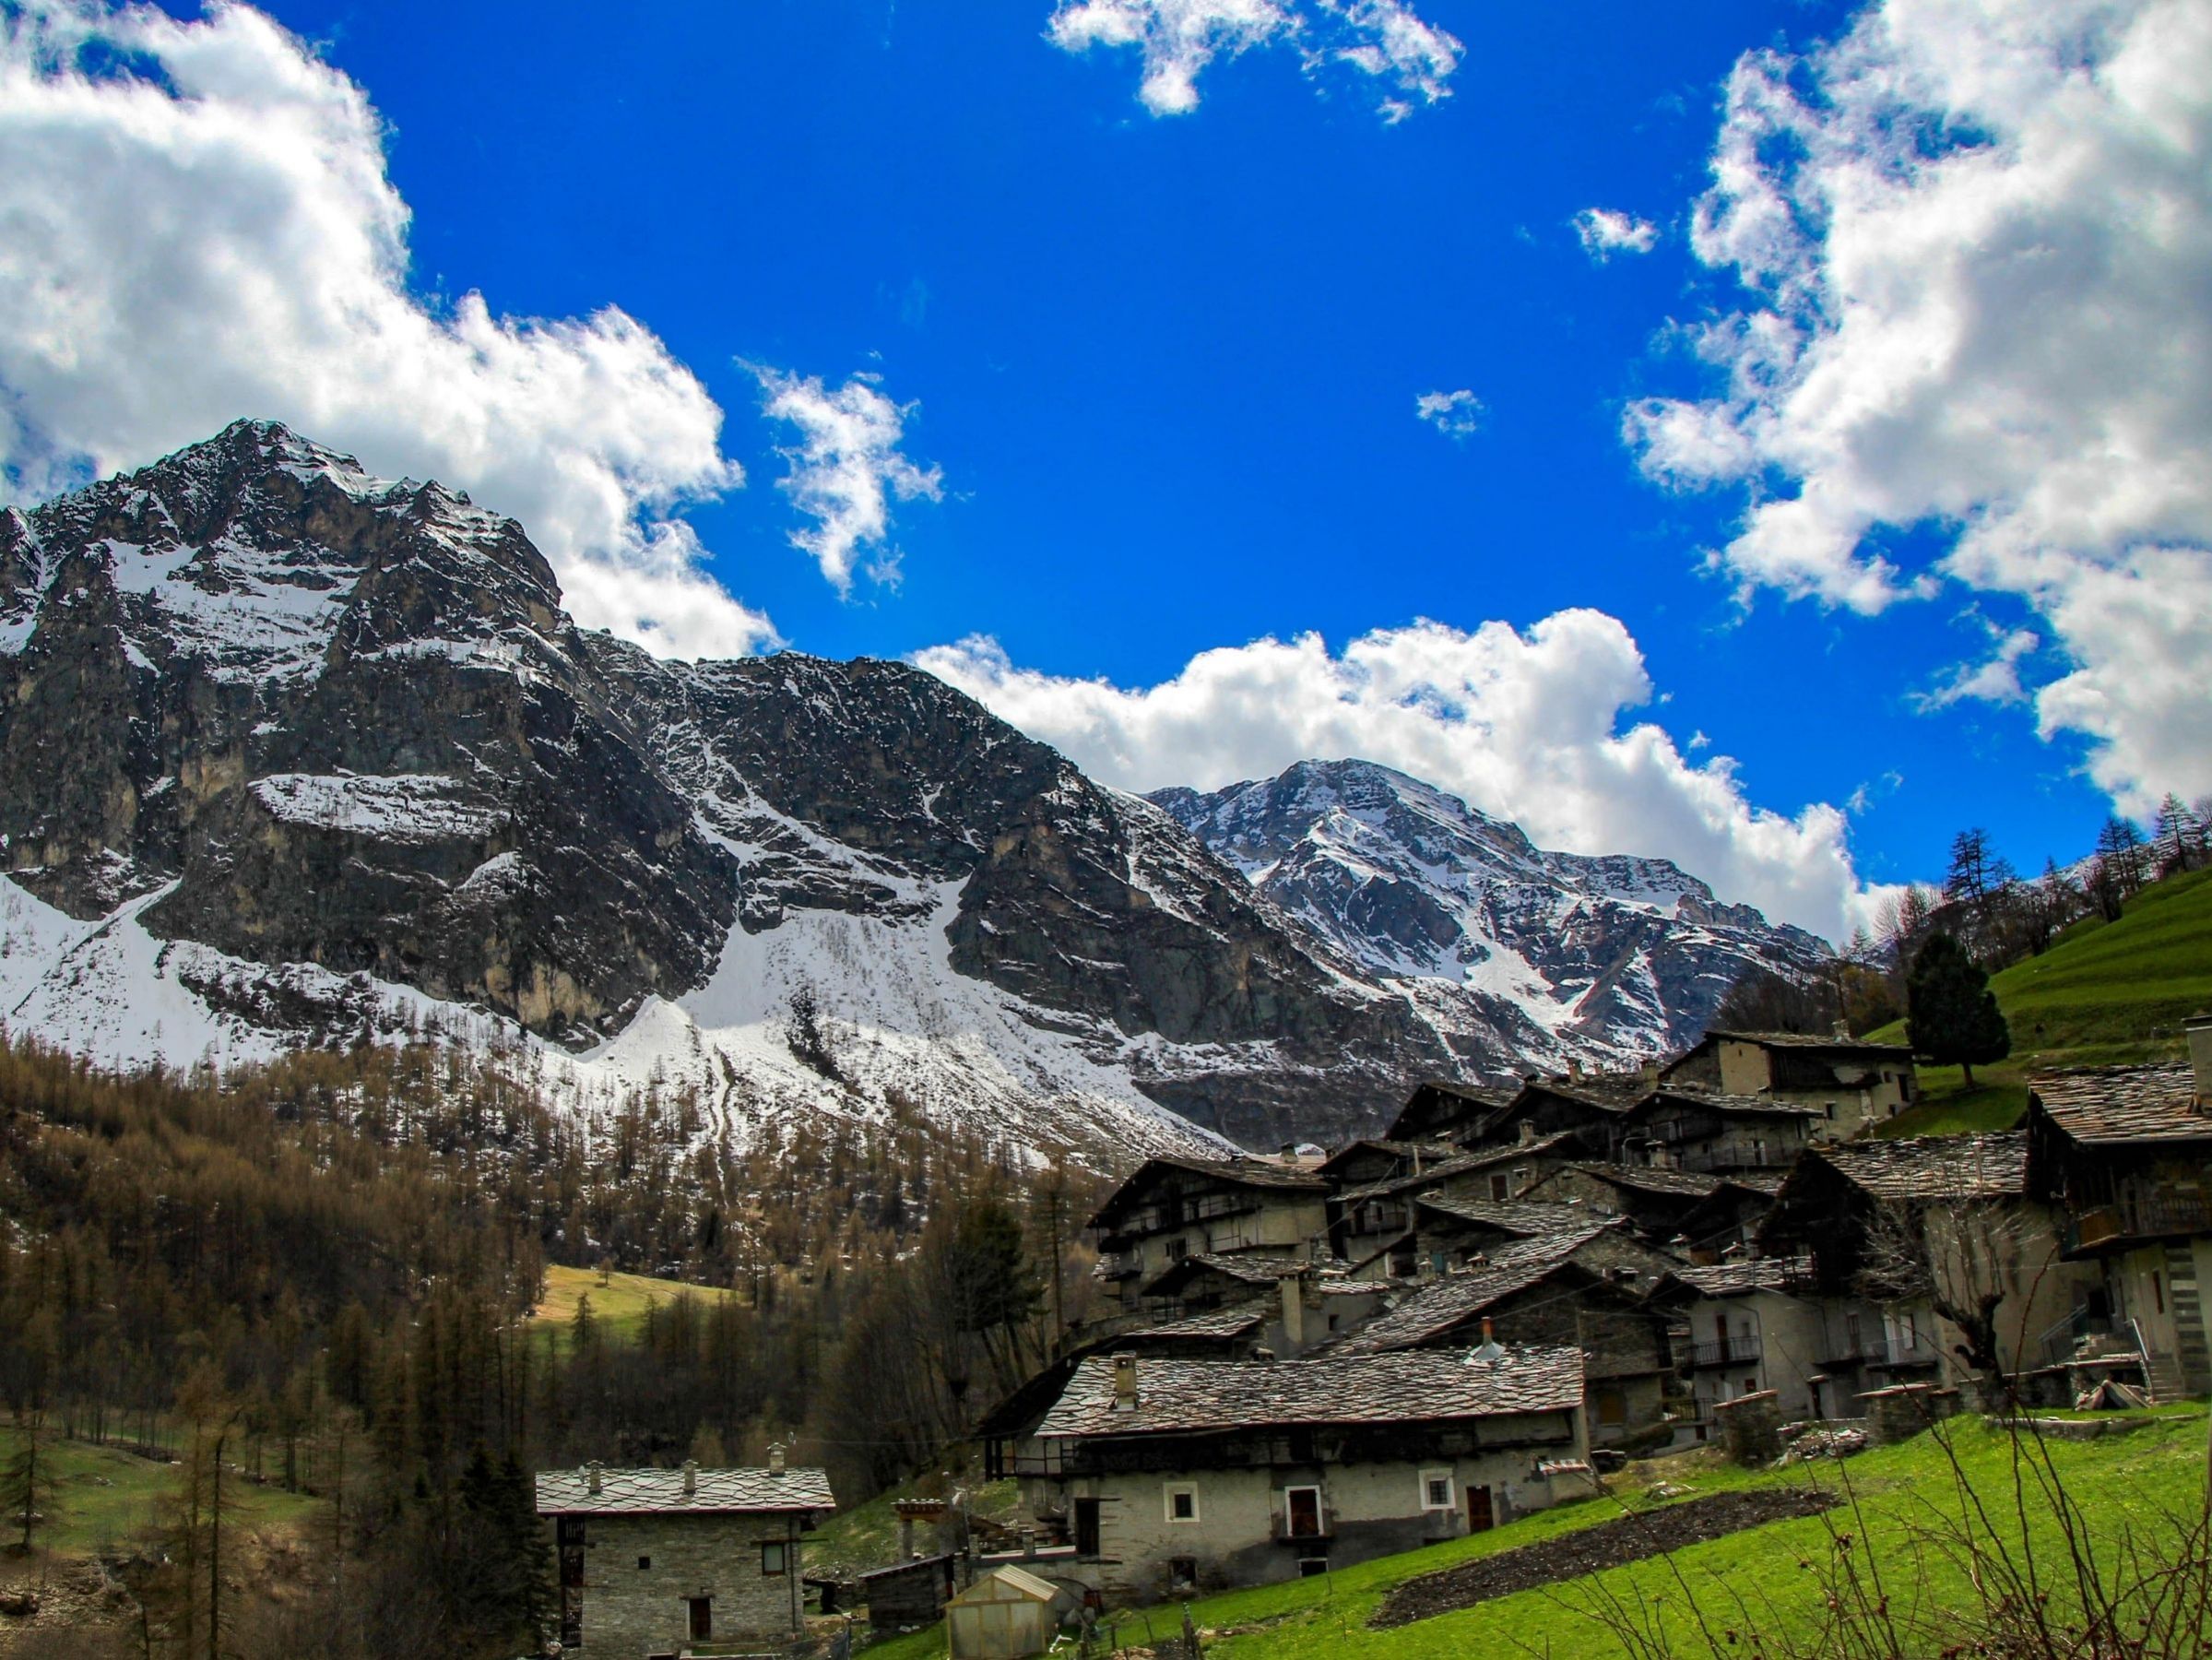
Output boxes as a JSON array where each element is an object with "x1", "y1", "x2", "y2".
[
  {"x1": 1, "y1": 1412, "x2": 62, "y2": 1553},
  {"x1": 1906, "y1": 932, "x2": 2011, "y2": 1088}
]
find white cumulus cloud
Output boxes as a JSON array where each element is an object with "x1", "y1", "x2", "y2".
[
  {"x1": 0, "y1": 1, "x2": 773, "y2": 659},
  {"x1": 755, "y1": 369, "x2": 943, "y2": 597},
  {"x1": 1414, "y1": 388, "x2": 1483, "y2": 440},
  {"x1": 1625, "y1": 0, "x2": 2212, "y2": 815},
  {"x1": 1047, "y1": 0, "x2": 1460, "y2": 119},
  {"x1": 1572, "y1": 207, "x2": 1659, "y2": 260},
  {"x1": 915, "y1": 612, "x2": 1869, "y2": 942}
]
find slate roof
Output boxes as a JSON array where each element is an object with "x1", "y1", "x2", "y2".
[
  {"x1": 1034, "y1": 1346, "x2": 1583, "y2": 1438},
  {"x1": 1637, "y1": 1089, "x2": 1827, "y2": 1120},
  {"x1": 1810, "y1": 1132, "x2": 2028, "y2": 1201},
  {"x1": 536, "y1": 1464, "x2": 834, "y2": 1516},
  {"x1": 2031, "y1": 1066, "x2": 2210, "y2": 1144},
  {"x1": 1120, "y1": 1299, "x2": 1273, "y2": 1341},
  {"x1": 1675, "y1": 1257, "x2": 1814, "y2": 1297},
  {"x1": 1555, "y1": 1162, "x2": 1727, "y2": 1199},
  {"x1": 1089, "y1": 1156, "x2": 1330, "y2": 1231},
  {"x1": 1412, "y1": 1194, "x2": 1590, "y2": 1236},
  {"x1": 1324, "y1": 1230, "x2": 1615, "y2": 1357},
  {"x1": 1705, "y1": 1030, "x2": 1915, "y2": 1054},
  {"x1": 1317, "y1": 1137, "x2": 1461, "y2": 1175}
]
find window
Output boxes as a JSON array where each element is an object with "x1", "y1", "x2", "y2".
[
  {"x1": 1510, "y1": 1167, "x2": 1531, "y2": 1194},
  {"x1": 1283, "y1": 1485, "x2": 1325, "y2": 1538},
  {"x1": 637, "y1": 1555, "x2": 652, "y2": 1571},
  {"x1": 1419, "y1": 1469, "x2": 1454, "y2": 1511},
  {"x1": 1165, "y1": 1483, "x2": 1200, "y2": 1524},
  {"x1": 762, "y1": 1541, "x2": 788, "y2": 1577},
  {"x1": 1593, "y1": 1389, "x2": 1626, "y2": 1426},
  {"x1": 1168, "y1": 1556, "x2": 1198, "y2": 1591},
  {"x1": 2153, "y1": 1271, "x2": 2166, "y2": 1315}
]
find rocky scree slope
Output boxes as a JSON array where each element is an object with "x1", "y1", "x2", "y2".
[
  {"x1": 0, "y1": 422, "x2": 1449, "y2": 1154},
  {"x1": 1152, "y1": 760, "x2": 1830, "y2": 1071}
]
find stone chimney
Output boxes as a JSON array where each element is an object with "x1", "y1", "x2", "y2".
[
  {"x1": 1832, "y1": 1019, "x2": 1851, "y2": 1039},
  {"x1": 1279, "y1": 1268, "x2": 1308, "y2": 1352},
  {"x1": 1567, "y1": 1058, "x2": 1584, "y2": 1083},
  {"x1": 768, "y1": 1441, "x2": 787, "y2": 1476},
  {"x1": 1112, "y1": 1353, "x2": 1140, "y2": 1410},
  {"x1": 2188, "y1": 1012, "x2": 2212, "y2": 1111},
  {"x1": 1517, "y1": 1120, "x2": 1535, "y2": 1145},
  {"x1": 586, "y1": 1460, "x2": 602, "y2": 1496},
  {"x1": 682, "y1": 1459, "x2": 698, "y2": 1497}
]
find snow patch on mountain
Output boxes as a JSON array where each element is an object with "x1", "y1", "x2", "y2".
[{"x1": 1152, "y1": 759, "x2": 1830, "y2": 1073}]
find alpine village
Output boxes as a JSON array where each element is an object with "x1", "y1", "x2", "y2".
[
  {"x1": 6, "y1": 2, "x2": 2212, "y2": 1657},
  {"x1": 0, "y1": 426, "x2": 2207, "y2": 1655}
]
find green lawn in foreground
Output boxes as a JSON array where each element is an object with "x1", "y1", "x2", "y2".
[
  {"x1": 0, "y1": 1429, "x2": 327, "y2": 1560},
  {"x1": 860, "y1": 1412, "x2": 2212, "y2": 1660},
  {"x1": 527, "y1": 1263, "x2": 742, "y2": 1346}
]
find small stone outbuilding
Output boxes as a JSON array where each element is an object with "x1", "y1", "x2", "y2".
[{"x1": 537, "y1": 1454, "x2": 834, "y2": 1655}]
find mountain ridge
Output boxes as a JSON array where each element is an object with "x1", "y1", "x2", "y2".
[{"x1": 0, "y1": 423, "x2": 1829, "y2": 1157}]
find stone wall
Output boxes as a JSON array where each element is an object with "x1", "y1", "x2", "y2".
[{"x1": 562, "y1": 1511, "x2": 810, "y2": 1655}]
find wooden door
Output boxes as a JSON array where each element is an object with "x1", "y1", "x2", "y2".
[
  {"x1": 1074, "y1": 1497, "x2": 1101, "y2": 1558},
  {"x1": 1286, "y1": 1487, "x2": 1321, "y2": 1537},
  {"x1": 689, "y1": 1596, "x2": 713, "y2": 1641},
  {"x1": 1466, "y1": 1486, "x2": 1494, "y2": 1534}
]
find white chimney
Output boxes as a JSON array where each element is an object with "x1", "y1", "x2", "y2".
[
  {"x1": 1567, "y1": 1059, "x2": 1584, "y2": 1083},
  {"x1": 1112, "y1": 1353, "x2": 1140, "y2": 1410},
  {"x1": 1518, "y1": 1120, "x2": 1535, "y2": 1146},
  {"x1": 2188, "y1": 1013, "x2": 2212, "y2": 1112},
  {"x1": 768, "y1": 1441, "x2": 787, "y2": 1476},
  {"x1": 586, "y1": 1461, "x2": 602, "y2": 1496},
  {"x1": 682, "y1": 1459, "x2": 698, "y2": 1496}
]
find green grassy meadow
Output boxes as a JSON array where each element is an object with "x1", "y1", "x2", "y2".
[
  {"x1": 807, "y1": 1477, "x2": 1026, "y2": 1581},
  {"x1": 526, "y1": 1263, "x2": 742, "y2": 1346},
  {"x1": 858, "y1": 1412, "x2": 2211, "y2": 1660},
  {"x1": 1868, "y1": 864, "x2": 2212, "y2": 1136},
  {"x1": 0, "y1": 1429, "x2": 327, "y2": 1561}
]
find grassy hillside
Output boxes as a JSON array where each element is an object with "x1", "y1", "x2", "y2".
[
  {"x1": 1871, "y1": 864, "x2": 2212, "y2": 1136},
  {"x1": 0, "y1": 1429, "x2": 326, "y2": 1560},
  {"x1": 860, "y1": 1410, "x2": 2209, "y2": 1660},
  {"x1": 526, "y1": 1263, "x2": 742, "y2": 1346},
  {"x1": 808, "y1": 1478, "x2": 1026, "y2": 1581}
]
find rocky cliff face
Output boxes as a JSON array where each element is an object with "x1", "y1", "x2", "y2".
[
  {"x1": 1151, "y1": 760, "x2": 1831, "y2": 1073},
  {"x1": 0, "y1": 426, "x2": 1832, "y2": 1158},
  {"x1": 0, "y1": 424, "x2": 1447, "y2": 1155}
]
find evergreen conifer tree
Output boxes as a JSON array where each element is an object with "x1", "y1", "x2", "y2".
[{"x1": 1906, "y1": 932, "x2": 2011, "y2": 1088}]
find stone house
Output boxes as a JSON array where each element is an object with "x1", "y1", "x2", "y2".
[
  {"x1": 1089, "y1": 1156, "x2": 1331, "y2": 1315},
  {"x1": 1515, "y1": 1163, "x2": 1780, "y2": 1255},
  {"x1": 1319, "y1": 1227, "x2": 1690, "y2": 1449},
  {"x1": 1757, "y1": 1133, "x2": 2098, "y2": 1401},
  {"x1": 1619, "y1": 1091, "x2": 1824, "y2": 1176},
  {"x1": 536, "y1": 1455, "x2": 834, "y2": 1656},
  {"x1": 1380, "y1": 1079, "x2": 1515, "y2": 1144},
  {"x1": 1660, "y1": 1029, "x2": 1917, "y2": 1137},
  {"x1": 1022, "y1": 1347, "x2": 1588, "y2": 1601},
  {"x1": 2025, "y1": 1049, "x2": 2212, "y2": 1398},
  {"x1": 1672, "y1": 1257, "x2": 1827, "y2": 1432}
]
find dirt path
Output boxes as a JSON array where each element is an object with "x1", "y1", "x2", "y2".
[{"x1": 1371, "y1": 1487, "x2": 1839, "y2": 1628}]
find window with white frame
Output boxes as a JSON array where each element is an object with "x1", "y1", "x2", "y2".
[
  {"x1": 1419, "y1": 1468, "x2": 1454, "y2": 1511},
  {"x1": 1165, "y1": 1483, "x2": 1200, "y2": 1524}
]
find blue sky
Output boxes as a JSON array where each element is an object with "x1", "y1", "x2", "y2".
[{"x1": 6, "y1": 0, "x2": 2208, "y2": 940}]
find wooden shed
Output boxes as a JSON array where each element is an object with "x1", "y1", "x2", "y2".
[{"x1": 944, "y1": 1565, "x2": 1058, "y2": 1660}]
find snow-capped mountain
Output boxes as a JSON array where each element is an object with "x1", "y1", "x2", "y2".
[
  {"x1": 0, "y1": 422, "x2": 1449, "y2": 1156},
  {"x1": 1150, "y1": 760, "x2": 1831, "y2": 1072}
]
